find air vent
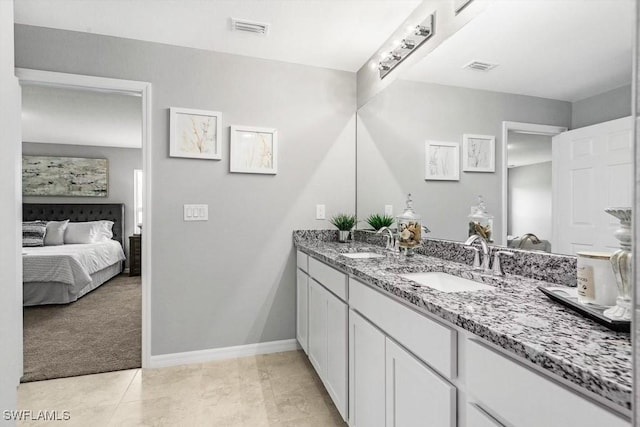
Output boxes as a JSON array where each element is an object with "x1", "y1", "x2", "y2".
[
  {"x1": 463, "y1": 61, "x2": 498, "y2": 72},
  {"x1": 231, "y1": 18, "x2": 270, "y2": 35}
]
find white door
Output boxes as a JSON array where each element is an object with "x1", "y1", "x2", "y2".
[
  {"x1": 552, "y1": 116, "x2": 632, "y2": 255},
  {"x1": 386, "y1": 338, "x2": 456, "y2": 427},
  {"x1": 307, "y1": 279, "x2": 326, "y2": 376},
  {"x1": 325, "y1": 292, "x2": 348, "y2": 420},
  {"x1": 296, "y1": 269, "x2": 309, "y2": 353},
  {"x1": 349, "y1": 310, "x2": 386, "y2": 427}
]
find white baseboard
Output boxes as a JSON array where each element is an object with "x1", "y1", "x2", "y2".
[{"x1": 148, "y1": 338, "x2": 299, "y2": 369}]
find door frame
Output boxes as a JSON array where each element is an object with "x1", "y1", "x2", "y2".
[
  {"x1": 500, "y1": 121, "x2": 568, "y2": 247},
  {"x1": 16, "y1": 68, "x2": 153, "y2": 368}
]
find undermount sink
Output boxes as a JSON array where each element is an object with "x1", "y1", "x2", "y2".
[
  {"x1": 399, "y1": 272, "x2": 495, "y2": 293},
  {"x1": 341, "y1": 252, "x2": 385, "y2": 259}
]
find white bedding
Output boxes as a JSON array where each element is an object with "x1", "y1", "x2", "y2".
[{"x1": 23, "y1": 240, "x2": 125, "y2": 289}]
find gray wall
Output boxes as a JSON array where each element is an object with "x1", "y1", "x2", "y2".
[
  {"x1": 15, "y1": 24, "x2": 356, "y2": 356},
  {"x1": 22, "y1": 142, "x2": 142, "y2": 265},
  {"x1": 507, "y1": 162, "x2": 552, "y2": 240},
  {"x1": 1, "y1": 2, "x2": 22, "y2": 421},
  {"x1": 357, "y1": 79, "x2": 571, "y2": 242},
  {"x1": 571, "y1": 84, "x2": 632, "y2": 129}
]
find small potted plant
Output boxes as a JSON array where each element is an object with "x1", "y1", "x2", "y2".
[
  {"x1": 329, "y1": 213, "x2": 357, "y2": 243},
  {"x1": 366, "y1": 213, "x2": 394, "y2": 231}
]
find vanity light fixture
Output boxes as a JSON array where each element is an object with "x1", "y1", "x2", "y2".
[{"x1": 377, "y1": 13, "x2": 435, "y2": 79}]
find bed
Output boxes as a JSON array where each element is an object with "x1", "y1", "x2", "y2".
[{"x1": 22, "y1": 203, "x2": 126, "y2": 306}]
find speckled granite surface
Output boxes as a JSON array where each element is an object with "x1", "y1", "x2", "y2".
[
  {"x1": 293, "y1": 231, "x2": 631, "y2": 411},
  {"x1": 354, "y1": 230, "x2": 578, "y2": 286}
]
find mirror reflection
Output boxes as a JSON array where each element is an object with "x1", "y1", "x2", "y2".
[{"x1": 356, "y1": 0, "x2": 634, "y2": 256}]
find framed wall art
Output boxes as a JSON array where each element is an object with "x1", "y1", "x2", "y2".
[
  {"x1": 23, "y1": 155, "x2": 108, "y2": 197},
  {"x1": 229, "y1": 125, "x2": 278, "y2": 174},
  {"x1": 462, "y1": 134, "x2": 495, "y2": 172},
  {"x1": 169, "y1": 107, "x2": 222, "y2": 160},
  {"x1": 425, "y1": 141, "x2": 460, "y2": 181}
]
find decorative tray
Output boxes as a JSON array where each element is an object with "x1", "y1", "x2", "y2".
[{"x1": 537, "y1": 286, "x2": 630, "y2": 333}]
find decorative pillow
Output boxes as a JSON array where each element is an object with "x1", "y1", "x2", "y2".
[
  {"x1": 44, "y1": 220, "x2": 69, "y2": 246},
  {"x1": 23, "y1": 221, "x2": 47, "y2": 247},
  {"x1": 64, "y1": 221, "x2": 114, "y2": 244}
]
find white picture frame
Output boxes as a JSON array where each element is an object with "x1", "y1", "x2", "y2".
[
  {"x1": 169, "y1": 107, "x2": 222, "y2": 160},
  {"x1": 425, "y1": 141, "x2": 460, "y2": 181},
  {"x1": 230, "y1": 125, "x2": 278, "y2": 174},
  {"x1": 462, "y1": 134, "x2": 495, "y2": 172}
]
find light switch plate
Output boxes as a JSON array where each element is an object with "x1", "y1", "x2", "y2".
[
  {"x1": 316, "y1": 204, "x2": 326, "y2": 220},
  {"x1": 384, "y1": 205, "x2": 393, "y2": 216},
  {"x1": 184, "y1": 204, "x2": 209, "y2": 221}
]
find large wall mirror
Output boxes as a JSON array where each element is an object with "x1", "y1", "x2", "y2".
[{"x1": 356, "y1": 0, "x2": 634, "y2": 256}]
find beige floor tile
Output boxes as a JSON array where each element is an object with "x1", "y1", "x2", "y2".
[
  {"x1": 268, "y1": 370, "x2": 316, "y2": 396},
  {"x1": 18, "y1": 369, "x2": 137, "y2": 412},
  {"x1": 121, "y1": 367, "x2": 203, "y2": 403},
  {"x1": 108, "y1": 396, "x2": 200, "y2": 427},
  {"x1": 16, "y1": 405, "x2": 116, "y2": 427},
  {"x1": 17, "y1": 350, "x2": 347, "y2": 427}
]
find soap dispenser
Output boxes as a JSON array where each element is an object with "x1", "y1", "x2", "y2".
[
  {"x1": 397, "y1": 193, "x2": 423, "y2": 256},
  {"x1": 468, "y1": 195, "x2": 494, "y2": 242}
]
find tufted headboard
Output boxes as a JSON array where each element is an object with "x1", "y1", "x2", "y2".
[{"x1": 23, "y1": 203, "x2": 125, "y2": 245}]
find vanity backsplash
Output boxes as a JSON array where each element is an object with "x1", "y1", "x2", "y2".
[{"x1": 293, "y1": 230, "x2": 577, "y2": 287}]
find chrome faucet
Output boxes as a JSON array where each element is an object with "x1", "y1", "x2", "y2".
[
  {"x1": 464, "y1": 234, "x2": 491, "y2": 272},
  {"x1": 492, "y1": 250, "x2": 515, "y2": 276},
  {"x1": 377, "y1": 227, "x2": 397, "y2": 251}
]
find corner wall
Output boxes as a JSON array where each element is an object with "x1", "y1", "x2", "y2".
[
  {"x1": 14, "y1": 24, "x2": 356, "y2": 356},
  {"x1": 571, "y1": 84, "x2": 632, "y2": 129},
  {"x1": 1, "y1": 2, "x2": 22, "y2": 423}
]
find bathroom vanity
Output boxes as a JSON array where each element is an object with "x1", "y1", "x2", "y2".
[{"x1": 293, "y1": 231, "x2": 631, "y2": 427}]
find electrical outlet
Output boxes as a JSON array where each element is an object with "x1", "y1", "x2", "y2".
[
  {"x1": 316, "y1": 204, "x2": 326, "y2": 220},
  {"x1": 384, "y1": 205, "x2": 393, "y2": 216}
]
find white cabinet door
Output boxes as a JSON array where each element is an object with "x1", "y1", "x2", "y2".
[
  {"x1": 552, "y1": 116, "x2": 632, "y2": 254},
  {"x1": 308, "y1": 279, "x2": 327, "y2": 376},
  {"x1": 326, "y1": 291, "x2": 348, "y2": 420},
  {"x1": 307, "y1": 278, "x2": 348, "y2": 420},
  {"x1": 386, "y1": 339, "x2": 456, "y2": 427},
  {"x1": 296, "y1": 269, "x2": 308, "y2": 354},
  {"x1": 349, "y1": 310, "x2": 385, "y2": 427}
]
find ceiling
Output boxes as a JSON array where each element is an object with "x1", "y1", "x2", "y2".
[
  {"x1": 507, "y1": 132, "x2": 551, "y2": 168},
  {"x1": 22, "y1": 84, "x2": 142, "y2": 149},
  {"x1": 401, "y1": 0, "x2": 634, "y2": 102},
  {"x1": 14, "y1": 0, "x2": 422, "y2": 72}
]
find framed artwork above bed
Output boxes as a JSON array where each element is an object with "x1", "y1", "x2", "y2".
[{"x1": 22, "y1": 155, "x2": 108, "y2": 197}]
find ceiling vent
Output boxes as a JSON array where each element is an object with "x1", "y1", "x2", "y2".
[
  {"x1": 463, "y1": 60, "x2": 498, "y2": 72},
  {"x1": 231, "y1": 18, "x2": 270, "y2": 36}
]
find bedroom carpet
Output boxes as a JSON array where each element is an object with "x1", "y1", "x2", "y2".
[{"x1": 22, "y1": 274, "x2": 141, "y2": 383}]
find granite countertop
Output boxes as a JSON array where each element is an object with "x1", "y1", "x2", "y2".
[{"x1": 294, "y1": 235, "x2": 632, "y2": 412}]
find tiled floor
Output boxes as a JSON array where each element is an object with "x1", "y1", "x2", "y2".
[{"x1": 17, "y1": 350, "x2": 347, "y2": 426}]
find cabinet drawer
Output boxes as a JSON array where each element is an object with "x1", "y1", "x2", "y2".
[
  {"x1": 466, "y1": 339, "x2": 630, "y2": 427},
  {"x1": 349, "y1": 278, "x2": 456, "y2": 379},
  {"x1": 296, "y1": 250, "x2": 308, "y2": 272},
  {"x1": 308, "y1": 257, "x2": 347, "y2": 301}
]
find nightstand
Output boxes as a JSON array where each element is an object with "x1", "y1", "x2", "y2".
[{"x1": 129, "y1": 234, "x2": 141, "y2": 276}]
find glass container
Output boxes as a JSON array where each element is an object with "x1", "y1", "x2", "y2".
[
  {"x1": 397, "y1": 193, "x2": 422, "y2": 256},
  {"x1": 468, "y1": 195, "x2": 494, "y2": 243}
]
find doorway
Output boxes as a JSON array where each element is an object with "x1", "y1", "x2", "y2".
[
  {"x1": 501, "y1": 121, "x2": 567, "y2": 249},
  {"x1": 16, "y1": 69, "x2": 152, "y2": 377}
]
